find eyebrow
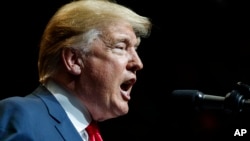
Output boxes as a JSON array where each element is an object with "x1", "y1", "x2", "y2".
[{"x1": 115, "y1": 34, "x2": 141, "y2": 47}]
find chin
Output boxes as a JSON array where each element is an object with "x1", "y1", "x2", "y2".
[{"x1": 118, "y1": 106, "x2": 129, "y2": 115}]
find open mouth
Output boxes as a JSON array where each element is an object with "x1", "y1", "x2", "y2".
[{"x1": 120, "y1": 79, "x2": 136, "y2": 100}]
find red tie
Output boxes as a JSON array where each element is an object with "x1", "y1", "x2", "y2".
[{"x1": 86, "y1": 121, "x2": 103, "y2": 141}]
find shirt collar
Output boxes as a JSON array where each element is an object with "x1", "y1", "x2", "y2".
[{"x1": 44, "y1": 80, "x2": 91, "y2": 133}]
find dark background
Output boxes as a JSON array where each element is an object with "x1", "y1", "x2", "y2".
[{"x1": 1, "y1": 0, "x2": 250, "y2": 140}]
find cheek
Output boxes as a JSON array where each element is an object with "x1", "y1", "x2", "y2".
[
  {"x1": 100, "y1": 63, "x2": 122, "y2": 80},
  {"x1": 92, "y1": 63, "x2": 124, "y2": 89},
  {"x1": 89, "y1": 63, "x2": 117, "y2": 83},
  {"x1": 86, "y1": 54, "x2": 128, "y2": 83},
  {"x1": 100, "y1": 59, "x2": 126, "y2": 75}
]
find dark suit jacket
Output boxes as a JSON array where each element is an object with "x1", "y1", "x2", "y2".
[{"x1": 0, "y1": 85, "x2": 82, "y2": 141}]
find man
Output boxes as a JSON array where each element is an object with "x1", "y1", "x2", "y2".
[{"x1": 0, "y1": 0, "x2": 151, "y2": 140}]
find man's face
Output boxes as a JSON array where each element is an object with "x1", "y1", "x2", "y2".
[{"x1": 79, "y1": 22, "x2": 143, "y2": 121}]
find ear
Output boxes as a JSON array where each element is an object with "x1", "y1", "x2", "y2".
[{"x1": 62, "y1": 48, "x2": 82, "y2": 75}]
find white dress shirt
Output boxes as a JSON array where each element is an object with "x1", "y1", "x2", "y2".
[{"x1": 45, "y1": 80, "x2": 91, "y2": 141}]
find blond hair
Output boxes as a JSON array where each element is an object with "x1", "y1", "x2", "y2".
[{"x1": 38, "y1": 0, "x2": 152, "y2": 83}]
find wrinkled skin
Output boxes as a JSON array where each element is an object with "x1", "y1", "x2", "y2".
[{"x1": 58, "y1": 21, "x2": 143, "y2": 121}]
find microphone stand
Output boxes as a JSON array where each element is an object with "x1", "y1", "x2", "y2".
[{"x1": 224, "y1": 82, "x2": 250, "y2": 113}]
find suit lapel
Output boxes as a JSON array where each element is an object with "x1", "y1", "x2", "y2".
[
  {"x1": 55, "y1": 119, "x2": 83, "y2": 141},
  {"x1": 33, "y1": 85, "x2": 82, "y2": 141}
]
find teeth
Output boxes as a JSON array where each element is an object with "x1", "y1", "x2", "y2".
[
  {"x1": 120, "y1": 79, "x2": 135, "y2": 101},
  {"x1": 124, "y1": 80, "x2": 132, "y2": 84},
  {"x1": 121, "y1": 90, "x2": 127, "y2": 96},
  {"x1": 121, "y1": 90, "x2": 130, "y2": 101}
]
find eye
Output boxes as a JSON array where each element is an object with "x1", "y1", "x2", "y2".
[
  {"x1": 114, "y1": 42, "x2": 126, "y2": 50},
  {"x1": 112, "y1": 42, "x2": 127, "y2": 54}
]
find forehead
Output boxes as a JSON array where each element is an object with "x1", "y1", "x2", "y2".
[{"x1": 101, "y1": 21, "x2": 138, "y2": 42}]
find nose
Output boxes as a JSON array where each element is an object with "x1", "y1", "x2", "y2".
[{"x1": 127, "y1": 49, "x2": 143, "y2": 73}]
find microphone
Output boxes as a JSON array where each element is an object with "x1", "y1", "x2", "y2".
[
  {"x1": 171, "y1": 89, "x2": 250, "y2": 113},
  {"x1": 171, "y1": 90, "x2": 225, "y2": 110}
]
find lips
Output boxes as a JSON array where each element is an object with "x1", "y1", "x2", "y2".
[{"x1": 120, "y1": 78, "x2": 136, "y2": 101}]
